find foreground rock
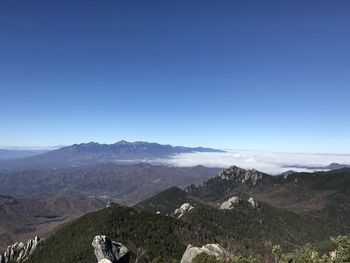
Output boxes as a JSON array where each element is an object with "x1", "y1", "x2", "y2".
[
  {"x1": 92, "y1": 235, "x2": 130, "y2": 263},
  {"x1": 0, "y1": 236, "x2": 42, "y2": 263},
  {"x1": 219, "y1": 196, "x2": 241, "y2": 210},
  {"x1": 174, "y1": 203, "x2": 194, "y2": 218},
  {"x1": 180, "y1": 243, "x2": 230, "y2": 263}
]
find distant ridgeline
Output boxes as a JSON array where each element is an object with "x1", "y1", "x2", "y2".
[
  {"x1": 0, "y1": 141, "x2": 224, "y2": 171},
  {"x1": 21, "y1": 166, "x2": 350, "y2": 263}
]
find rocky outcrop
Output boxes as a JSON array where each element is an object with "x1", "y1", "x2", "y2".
[
  {"x1": 219, "y1": 166, "x2": 263, "y2": 185},
  {"x1": 174, "y1": 203, "x2": 194, "y2": 218},
  {"x1": 219, "y1": 196, "x2": 241, "y2": 210},
  {"x1": 92, "y1": 235, "x2": 130, "y2": 263},
  {"x1": 248, "y1": 197, "x2": 258, "y2": 208},
  {"x1": 180, "y1": 243, "x2": 230, "y2": 263},
  {"x1": 280, "y1": 170, "x2": 296, "y2": 179},
  {"x1": 0, "y1": 236, "x2": 42, "y2": 263}
]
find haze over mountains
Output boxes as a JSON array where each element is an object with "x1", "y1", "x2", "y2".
[{"x1": 0, "y1": 149, "x2": 48, "y2": 160}]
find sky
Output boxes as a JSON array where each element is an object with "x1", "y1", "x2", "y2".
[{"x1": 1, "y1": 0, "x2": 350, "y2": 153}]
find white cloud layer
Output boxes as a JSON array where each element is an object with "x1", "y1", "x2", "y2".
[{"x1": 159, "y1": 150, "x2": 350, "y2": 175}]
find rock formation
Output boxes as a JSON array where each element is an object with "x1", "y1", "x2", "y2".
[
  {"x1": 92, "y1": 235, "x2": 130, "y2": 263},
  {"x1": 248, "y1": 197, "x2": 258, "y2": 208},
  {"x1": 0, "y1": 236, "x2": 42, "y2": 263},
  {"x1": 219, "y1": 196, "x2": 241, "y2": 210},
  {"x1": 180, "y1": 243, "x2": 230, "y2": 263},
  {"x1": 174, "y1": 203, "x2": 194, "y2": 218},
  {"x1": 219, "y1": 166, "x2": 263, "y2": 185}
]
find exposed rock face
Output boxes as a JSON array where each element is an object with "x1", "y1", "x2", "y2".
[
  {"x1": 219, "y1": 166, "x2": 263, "y2": 185},
  {"x1": 329, "y1": 250, "x2": 337, "y2": 260},
  {"x1": 180, "y1": 243, "x2": 230, "y2": 263},
  {"x1": 248, "y1": 197, "x2": 258, "y2": 208},
  {"x1": 0, "y1": 236, "x2": 42, "y2": 263},
  {"x1": 219, "y1": 196, "x2": 241, "y2": 210},
  {"x1": 280, "y1": 170, "x2": 296, "y2": 179},
  {"x1": 92, "y1": 235, "x2": 129, "y2": 263},
  {"x1": 174, "y1": 203, "x2": 194, "y2": 218}
]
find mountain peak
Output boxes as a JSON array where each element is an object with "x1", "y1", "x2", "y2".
[
  {"x1": 219, "y1": 165, "x2": 264, "y2": 185},
  {"x1": 115, "y1": 140, "x2": 131, "y2": 145}
]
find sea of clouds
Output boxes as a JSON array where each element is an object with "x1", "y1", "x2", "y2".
[{"x1": 160, "y1": 150, "x2": 350, "y2": 175}]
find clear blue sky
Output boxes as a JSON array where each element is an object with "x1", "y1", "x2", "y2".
[{"x1": 1, "y1": 0, "x2": 349, "y2": 153}]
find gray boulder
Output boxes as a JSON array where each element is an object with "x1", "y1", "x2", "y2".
[
  {"x1": 219, "y1": 196, "x2": 241, "y2": 210},
  {"x1": 92, "y1": 235, "x2": 129, "y2": 263},
  {"x1": 174, "y1": 203, "x2": 194, "y2": 218},
  {"x1": 180, "y1": 243, "x2": 230, "y2": 263},
  {"x1": 248, "y1": 197, "x2": 259, "y2": 208}
]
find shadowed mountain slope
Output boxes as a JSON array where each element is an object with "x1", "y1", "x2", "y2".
[
  {"x1": 0, "y1": 163, "x2": 220, "y2": 204},
  {"x1": 0, "y1": 194, "x2": 106, "y2": 250}
]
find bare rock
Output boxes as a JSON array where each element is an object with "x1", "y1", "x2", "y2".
[
  {"x1": 219, "y1": 196, "x2": 241, "y2": 210},
  {"x1": 248, "y1": 197, "x2": 258, "y2": 208},
  {"x1": 180, "y1": 243, "x2": 230, "y2": 263},
  {"x1": 174, "y1": 203, "x2": 194, "y2": 218},
  {"x1": 0, "y1": 236, "x2": 42, "y2": 263},
  {"x1": 92, "y1": 235, "x2": 129, "y2": 263},
  {"x1": 219, "y1": 166, "x2": 263, "y2": 185}
]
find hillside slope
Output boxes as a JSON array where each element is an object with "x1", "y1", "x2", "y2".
[
  {"x1": 136, "y1": 187, "x2": 338, "y2": 254},
  {"x1": 27, "y1": 205, "x2": 218, "y2": 263}
]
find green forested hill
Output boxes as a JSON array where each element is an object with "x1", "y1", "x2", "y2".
[
  {"x1": 136, "y1": 187, "x2": 338, "y2": 256},
  {"x1": 27, "y1": 204, "x2": 217, "y2": 263},
  {"x1": 186, "y1": 168, "x2": 350, "y2": 232}
]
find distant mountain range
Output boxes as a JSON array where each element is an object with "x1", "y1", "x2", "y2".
[{"x1": 0, "y1": 141, "x2": 224, "y2": 171}]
